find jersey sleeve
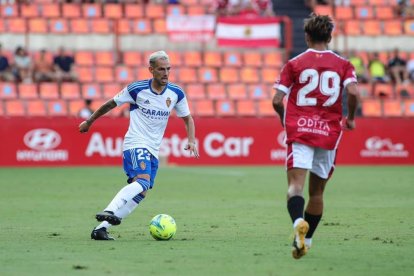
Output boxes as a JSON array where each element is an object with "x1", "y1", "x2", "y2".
[
  {"x1": 274, "y1": 62, "x2": 294, "y2": 94},
  {"x1": 343, "y1": 61, "x2": 358, "y2": 87},
  {"x1": 174, "y1": 94, "x2": 190, "y2": 117},
  {"x1": 113, "y1": 86, "x2": 135, "y2": 106}
]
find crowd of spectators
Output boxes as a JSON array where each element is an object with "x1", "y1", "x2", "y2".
[
  {"x1": 0, "y1": 44, "x2": 77, "y2": 84},
  {"x1": 211, "y1": 0, "x2": 275, "y2": 17}
]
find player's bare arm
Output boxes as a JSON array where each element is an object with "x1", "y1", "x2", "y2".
[
  {"x1": 79, "y1": 99, "x2": 117, "y2": 133},
  {"x1": 181, "y1": 115, "x2": 199, "y2": 158},
  {"x1": 272, "y1": 90, "x2": 286, "y2": 127},
  {"x1": 344, "y1": 82, "x2": 359, "y2": 130}
]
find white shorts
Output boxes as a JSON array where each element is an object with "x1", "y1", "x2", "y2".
[{"x1": 286, "y1": 142, "x2": 337, "y2": 179}]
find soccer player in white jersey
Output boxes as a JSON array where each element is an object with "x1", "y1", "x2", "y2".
[
  {"x1": 272, "y1": 14, "x2": 359, "y2": 258},
  {"x1": 79, "y1": 50, "x2": 199, "y2": 240}
]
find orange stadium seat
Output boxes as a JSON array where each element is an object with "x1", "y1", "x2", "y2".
[
  {"x1": 396, "y1": 83, "x2": 414, "y2": 98},
  {"x1": 248, "y1": 84, "x2": 270, "y2": 99},
  {"x1": 144, "y1": 4, "x2": 165, "y2": 19},
  {"x1": 83, "y1": 4, "x2": 102, "y2": 18},
  {"x1": 198, "y1": 68, "x2": 218, "y2": 83},
  {"x1": 187, "y1": 6, "x2": 207, "y2": 15},
  {"x1": 116, "y1": 66, "x2": 135, "y2": 83},
  {"x1": 207, "y1": 83, "x2": 227, "y2": 100},
  {"x1": 28, "y1": 18, "x2": 48, "y2": 33},
  {"x1": 383, "y1": 99, "x2": 403, "y2": 117},
  {"x1": 27, "y1": 100, "x2": 47, "y2": 116},
  {"x1": 132, "y1": 19, "x2": 152, "y2": 34},
  {"x1": 375, "y1": 6, "x2": 395, "y2": 20},
  {"x1": 368, "y1": 0, "x2": 388, "y2": 5},
  {"x1": 68, "y1": 99, "x2": 84, "y2": 116},
  {"x1": 47, "y1": 100, "x2": 68, "y2": 116},
  {"x1": 262, "y1": 68, "x2": 280, "y2": 84},
  {"x1": 0, "y1": 20, "x2": 4, "y2": 32},
  {"x1": 125, "y1": 4, "x2": 144, "y2": 18},
  {"x1": 257, "y1": 99, "x2": 275, "y2": 117},
  {"x1": 117, "y1": 19, "x2": 132, "y2": 34},
  {"x1": 0, "y1": 102, "x2": 4, "y2": 117},
  {"x1": 219, "y1": 67, "x2": 240, "y2": 83},
  {"x1": 334, "y1": 6, "x2": 354, "y2": 20},
  {"x1": 49, "y1": 19, "x2": 69, "y2": 34},
  {"x1": 18, "y1": 83, "x2": 38, "y2": 99},
  {"x1": 1, "y1": 4, "x2": 18, "y2": 17},
  {"x1": 137, "y1": 67, "x2": 152, "y2": 79},
  {"x1": 75, "y1": 51, "x2": 94, "y2": 66},
  {"x1": 194, "y1": 100, "x2": 215, "y2": 116},
  {"x1": 177, "y1": 67, "x2": 197, "y2": 83},
  {"x1": 357, "y1": 83, "x2": 373, "y2": 98},
  {"x1": 180, "y1": 0, "x2": 199, "y2": 4},
  {"x1": 243, "y1": 51, "x2": 262, "y2": 67},
  {"x1": 95, "y1": 51, "x2": 116, "y2": 66},
  {"x1": 7, "y1": 18, "x2": 27, "y2": 33},
  {"x1": 104, "y1": 4, "x2": 123, "y2": 19},
  {"x1": 355, "y1": 6, "x2": 374, "y2": 19},
  {"x1": 224, "y1": 52, "x2": 242, "y2": 67},
  {"x1": 227, "y1": 84, "x2": 248, "y2": 100},
  {"x1": 167, "y1": 5, "x2": 185, "y2": 16},
  {"x1": 123, "y1": 51, "x2": 143, "y2": 66},
  {"x1": 76, "y1": 67, "x2": 94, "y2": 83},
  {"x1": 216, "y1": 100, "x2": 236, "y2": 116},
  {"x1": 41, "y1": 4, "x2": 60, "y2": 18},
  {"x1": 363, "y1": 20, "x2": 382, "y2": 35},
  {"x1": 82, "y1": 83, "x2": 102, "y2": 99},
  {"x1": 91, "y1": 19, "x2": 112, "y2": 34},
  {"x1": 167, "y1": 51, "x2": 183, "y2": 66},
  {"x1": 313, "y1": 5, "x2": 333, "y2": 17},
  {"x1": 373, "y1": 83, "x2": 394, "y2": 98},
  {"x1": 236, "y1": 100, "x2": 257, "y2": 116},
  {"x1": 21, "y1": 5, "x2": 40, "y2": 18},
  {"x1": 0, "y1": 83, "x2": 17, "y2": 100},
  {"x1": 344, "y1": 20, "x2": 362, "y2": 35},
  {"x1": 184, "y1": 51, "x2": 203, "y2": 67},
  {"x1": 5, "y1": 100, "x2": 25, "y2": 116},
  {"x1": 95, "y1": 67, "x2": 114, "y2": 83},
  {"x1": 404, "y1": 20, "x2": 414, "y2": 35},
  {"x1": 39, "y1": 83, "x2": 59, "y2": 99},
  {"x1": 361, "y1": 99, "x2": 382, "y2": 116},
  {"x1": 383, "y1": 20, "x2": 403, "y2": 35},
  {"x1": 204, "y1": 51, "x2": 222, "y2": 67},
  {"x1": 186, "y1": 84, "x2": 207, "y2": 100},
  {"x1": 62, "y1": 4, "x2": 81, "y2": 18},
  {"x1": 263, "y1": 52, "x2": 283, "y2": 67},
  {"x1": 350, "y1": 0, "x2": 367, "y2": 6},
  {"x1": 404, "y1": 99, "x2": 414, "y2": 116},
  {"x1": 61, "y1": 83, "x2": 81, "y2": 100},
  {"x1": 70, "y1": 19, "x2": 90, "y2": 34},
  {"x1": 102, "y1": 84, "x2": 122, "y2": 99},
  {"x1": 240, "y1": 67, "x2": 260, "y2": 84},
  {"x1": 153, "y1": 18, "x2": 167, "y2": 34}
]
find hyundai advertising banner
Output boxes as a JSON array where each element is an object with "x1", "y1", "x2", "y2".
[{"x1": 0, "y1": 117, "x2": 413, "y2": 166}]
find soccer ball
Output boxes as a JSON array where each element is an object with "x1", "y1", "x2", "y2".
[{"x1": 149, "y1": 214, "x2": 177, "y2": 241}]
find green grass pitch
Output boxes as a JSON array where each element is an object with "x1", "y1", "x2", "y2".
[{"x1": 1, "y1": 166, "x2": 413, "y2": 276}]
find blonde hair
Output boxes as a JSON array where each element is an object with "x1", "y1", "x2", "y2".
[{"x1": 149, "y1": 51, "x2": 169, "y2": 67}]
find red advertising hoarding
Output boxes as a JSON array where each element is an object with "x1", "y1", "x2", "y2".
[{"x1": 0, "y1": 117, "x2": 412, "y2": 166}]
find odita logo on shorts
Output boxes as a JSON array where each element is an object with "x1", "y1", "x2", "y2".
[{"x1": 24, "y1": 128, "x2": 61, "y2": 151}]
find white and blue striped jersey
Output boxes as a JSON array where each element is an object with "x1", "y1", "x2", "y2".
[{"x1": 113, "y1": 79, "x2": 190, "y2": 158}]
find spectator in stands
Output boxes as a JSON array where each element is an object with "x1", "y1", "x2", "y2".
[
  {"x1": 53, "y1": 47, "x2": 77, "y2": 82},
  {"x1": 13, "y1": 46, "x2": 33, "y2": 83},
  {"x1": 368, "y1": 52, "x2": 388, "y2": 83},
  {"x1": 33, "y1": 49, "x2": 55, "y2": 83},
  {"x1": 0, "y1": 43, "x2": 15, "y2": 82},
  {"x1": 348, "y1": 50, "x2": 368, "y2": 83},
  {"x1": 211, "y1": 0, "x2": 232, "y2": 16},
  {"x1": 396, "y1": 0, "x2": 414, "y2": 17},
  {"x1": 387, "y1": 48, "x2": 409, "y2": 85},
  {"x1": 79, "y1": 99, "x2": 94, "y2": 119},
  {"x1": 407, "y1": 57, "x2": 414, "y2": 82}
]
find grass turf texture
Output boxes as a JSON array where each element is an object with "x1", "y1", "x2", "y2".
[{"x1": 0, "y1": 166, "x2": 413, "y2": 276}]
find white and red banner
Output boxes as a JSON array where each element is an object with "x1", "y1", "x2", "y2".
[
  {"x1": 166, "y1": 15, "x2": 216, "y2": 42},
  {"x1": 216, "y1": 16, "x2": 281, "y2": 47},
  {"x1": 0, "y1": 117, "x2": 413, "y2": 166}
]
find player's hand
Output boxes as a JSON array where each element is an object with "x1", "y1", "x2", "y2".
[
  {"x1": 79, "y1": 120, "x2": 91, "y2": 133},
  {"x1": 184, "y1": 142, "x2": 200, "y2": 159},
  {"x1": 343, "y1": 118, "x2": 356, "y2": 131}
]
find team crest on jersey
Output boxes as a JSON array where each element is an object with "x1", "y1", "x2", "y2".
[
  {"x1": 166, "y1": 97, "x2": 171, "y2": 108},
  {"x1": 140, "y1": 161, "x2": 146, "y2": 170}
]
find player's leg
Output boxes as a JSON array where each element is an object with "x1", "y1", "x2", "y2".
[
  {"x1": 304, "y1": 147, "x2": 336, "y2": 248},
  {"x1": 286, "y1": 143, "x2": 313, "y2": 259}
]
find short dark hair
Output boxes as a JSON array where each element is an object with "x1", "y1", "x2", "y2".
[{"x1": 304, "y1": 13, "x2": 334, "y2": 43}]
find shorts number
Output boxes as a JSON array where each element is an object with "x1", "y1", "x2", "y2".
[
  {"x1": 136, "y1": 149, "x2": 150, "y2": 160},
  {"x1": 297, "y1": 69, "x2": 340, "y2": 107}
]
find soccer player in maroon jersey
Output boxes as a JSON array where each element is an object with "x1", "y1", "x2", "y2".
[{"x1": 272, "y1": 14, "x2": 359, "y2": 259}]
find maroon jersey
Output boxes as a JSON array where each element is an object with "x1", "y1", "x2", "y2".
[{"x1": 274, "y1": 49, "x2": 357, "y2": 150}]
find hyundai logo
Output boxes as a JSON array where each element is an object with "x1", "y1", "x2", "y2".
[{"x1": 24, "y1": 129, "x2": 61, "y2": 151}]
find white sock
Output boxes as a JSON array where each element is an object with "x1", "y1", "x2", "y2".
[
  {"x1": 114, "y1": 200, "x2": 138, "y2": 219},
  {"x1": 305, "y1": 238, "x2": 312, "y2": 248},
  {"x1": 95, "y1": 221, "x2": 111, "y2": 230},
  {"x1": 104, "y1": 181, "x2": 144, "y2": 213}
]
